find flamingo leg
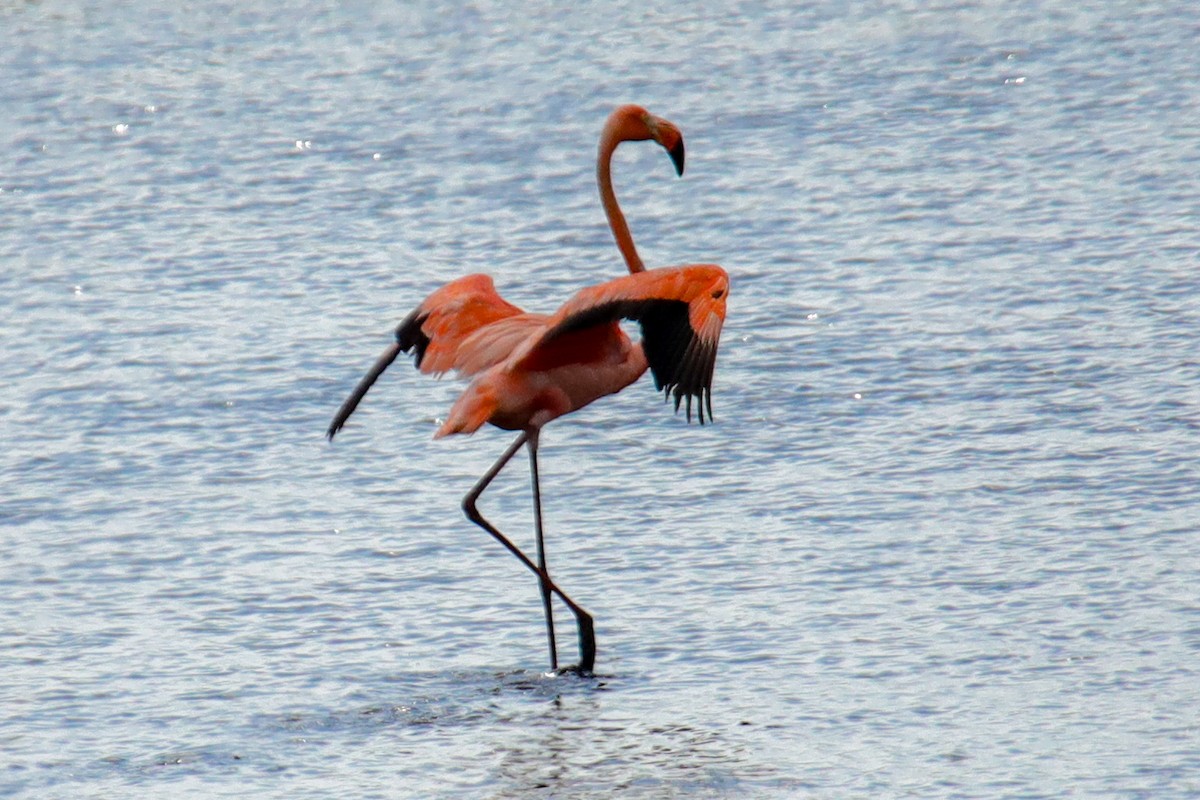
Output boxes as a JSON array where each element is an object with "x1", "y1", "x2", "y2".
[
  {"x1": 526, "y1": 432, "x2": 559, "y2": 672},
  {"x1": 462, "y1": 433, "x2": 596, "y2": 674}
]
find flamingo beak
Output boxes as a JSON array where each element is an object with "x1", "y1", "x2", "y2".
[{"x1": 668, "y1": 140, "x2": 685, "y2": 176}]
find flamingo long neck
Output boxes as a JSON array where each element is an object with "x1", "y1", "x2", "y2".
[{"x1": 598, "y1": 127, "x2": 646, "y2": 274}]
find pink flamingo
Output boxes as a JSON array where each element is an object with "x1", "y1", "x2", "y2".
[{"x1": 327, "y1": 105, "x2": 728, "y2": 673}]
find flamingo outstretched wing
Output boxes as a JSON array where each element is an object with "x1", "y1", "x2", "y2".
[
  {"x1": 327, "y1": 274, "x2": 528, "y2": 440},
  {"x1": 511, "y1": 264, "x2": 729, "y2": 422}
]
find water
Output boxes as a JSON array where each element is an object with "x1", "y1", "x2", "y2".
[{"x1": 3, "y1": 1, "x2": 1199, "y2": 797}]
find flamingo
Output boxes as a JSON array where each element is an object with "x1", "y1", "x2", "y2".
[{"x1": 327, "y1": 105, "x2": 729, "y2": 674}]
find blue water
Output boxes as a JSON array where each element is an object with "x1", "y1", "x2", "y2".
[{"x1": 3, "y1": 1, "x2": 1199, "y2": 797}]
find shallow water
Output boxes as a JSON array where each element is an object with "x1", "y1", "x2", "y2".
[{"x1": 3, "y1": 1, "x2": 1199, "y2": 797}]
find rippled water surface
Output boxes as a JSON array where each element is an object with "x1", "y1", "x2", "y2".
[{"x1": 3, "y1": 1, "x2": 1199, "y2": 797}]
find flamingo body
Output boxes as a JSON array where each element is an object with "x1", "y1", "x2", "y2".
[{"x1": 432, "y1": 263, "x2": 727, "y2": 435}]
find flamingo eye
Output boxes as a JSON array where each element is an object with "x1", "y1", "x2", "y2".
[{"x1": 711, "y1": 288, "x2": 725, "y2": 299}]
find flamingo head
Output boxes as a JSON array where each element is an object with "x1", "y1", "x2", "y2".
[{"x1": 605, "y1": 105, "x2": 686, "y2": 177}]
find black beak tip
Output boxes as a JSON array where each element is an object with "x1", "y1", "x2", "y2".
[{"x1": 669, "y1": 141, "x2": 685, "y2": 176}]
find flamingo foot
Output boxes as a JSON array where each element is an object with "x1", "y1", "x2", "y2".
[{"x1": 551, "y1": 663, "x2": 592, "y2": 677}]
